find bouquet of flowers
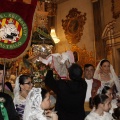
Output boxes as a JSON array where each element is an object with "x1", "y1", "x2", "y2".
[{"x1": 32, "y1": 62, "x2": 49, "y2": 83}]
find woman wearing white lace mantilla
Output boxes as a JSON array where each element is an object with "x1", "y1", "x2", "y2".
[
  {"x1": 23, "y1": 87, "x2": 58, "y2": 120},
  {"x1": 93, "y1": 59, "x2": 120, "y2": 96},
  {"x1": 14, "y1": 75, "x2": 33, "y2": 120}
]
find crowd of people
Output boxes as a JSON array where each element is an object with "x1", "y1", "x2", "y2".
[{"x1": 0, "y1": 58, "x2": 120, "y2": 120}]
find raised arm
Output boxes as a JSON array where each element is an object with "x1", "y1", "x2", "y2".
[{"x1": 44, "y1": 70, "x2": 58, "y2": 94}]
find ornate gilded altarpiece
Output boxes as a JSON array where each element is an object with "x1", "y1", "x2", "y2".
[
  {"x1": 71, "y1": 45, "x2": 96, "y2": 68},
  {"x1": 62, "y1": 8, "x2": 86, "y2": 44},
  {"x1": 62, "y1": 8, "x2": 95, "y2": 67}
]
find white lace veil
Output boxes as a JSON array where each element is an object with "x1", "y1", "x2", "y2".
[
  {"x1": 23, "y1": 87, "x2": 47, "y2": 120},
  {"x1": 14, "y1": 75, "x2": 26, "y2": 105},
  {"x1": 93, "y1": 59, "x2": 120, "y2": 94},
  {"x1": 93, "y1": 60, "x2": 102, "y2": 80},
  {"x1": 14, "y1": 75, "x2": 21, "y2": 104},
  {"x1": 14, "y1": 76, "x2": 20, "y2": 97}
]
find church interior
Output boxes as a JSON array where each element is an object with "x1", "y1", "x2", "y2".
[
  {"x1": 0, "y1": 0, "x2": 120, "y2": 85},
  {"x1": 1, "y1": 1, "x2": 120, "y2": 120}
]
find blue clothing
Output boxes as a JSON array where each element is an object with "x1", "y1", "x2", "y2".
[{"x1": 15, "y1": 104, "x2": 25, "y2": 120}]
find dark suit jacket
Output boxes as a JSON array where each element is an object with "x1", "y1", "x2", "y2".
[
  {"x1": 45, "y1": 70, "x2": 87, "y2": 120},
  {"x1": 0, "y1": 92, "x2": 19, "y2": 120}
]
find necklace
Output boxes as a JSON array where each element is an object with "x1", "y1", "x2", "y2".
[
  {"x1": 101, "y1": 72, "x2": 109, "y2": 77},
  {"x1": 100, "y1": 72, "x2": 111, "y2": 81}
]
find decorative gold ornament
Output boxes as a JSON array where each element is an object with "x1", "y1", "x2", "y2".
[
  {"x1": 62, "y1": 8, "x2": 86, "y2": 44},
  {"x1": 71, "y1": 45, "x2": 96, "y2": 68},
  {"x1": 32, "y1": 44, "x2": 53, "y2": 58},
  {"x1": 105, "y1": 45, "x2": 112, "y2": 55},
  {"x1": 45, "y1": 2, "x2": 57, "y2": 16}
]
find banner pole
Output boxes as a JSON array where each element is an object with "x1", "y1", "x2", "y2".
[{"x1": 2, "y1": 58, "x2": 6, "y2": 93}]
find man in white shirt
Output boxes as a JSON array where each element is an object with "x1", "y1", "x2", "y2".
[{"x1": 84, "y1": 64, "x2": 101, "y2": 116}]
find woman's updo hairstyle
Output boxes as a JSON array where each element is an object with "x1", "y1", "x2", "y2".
[
  {"x1": 18, "y1": 75, "x2": 31, "y2": 91},
  {"x1": 90, "y1": 94, "x2": 109, "y2": 109},
  {"x1": 19, "y1": 75, "x2": 31, "y2": 85},
  {"x1": 100, "y1": 59, "x2": 110, "y2": 67}
]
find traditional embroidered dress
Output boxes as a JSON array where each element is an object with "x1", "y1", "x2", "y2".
[
  {"x1": 14, "y1": 95, "x2": 26, "y2": 120},
  {"x1": 85, "y1": 111, "x2": 114, "y2": 120},
  {"x1": 93, "y1": 59, "x2": 120, "y2": 96},
  {"x1": 13, "y1": 76, "x2": 26, "y2": 120},
  {"x1": 97, "y1": 73, "x2": 114, "y2": 87}
]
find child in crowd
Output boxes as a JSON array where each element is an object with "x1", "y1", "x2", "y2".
[
  {"x1": 101, "y1": 86, "x2": 118, "y2": 114},
  {"x1": 85, "y1": 94, "x2": 113, "y2": 120},
  {"x1": 23, "y1": 87, "x2": 58, "y2": 120}
]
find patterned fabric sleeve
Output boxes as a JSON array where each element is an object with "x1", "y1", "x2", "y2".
[{"x1": 15, "y1": 104, "x2": 25, "y2": 120}]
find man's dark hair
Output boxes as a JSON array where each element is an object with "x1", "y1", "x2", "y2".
[
  {"x1": 68, "y1": 63, "x2": 83, "y2": 81},
  {"x1": 84, "y1": 64, "x2": 95, "y2": 70},
  {"x1": 5, "y1": 82, "x2": 13, "y2": 92},
  {"x1": 0, "y1": 64, "x2": 4, "y2": 70}
]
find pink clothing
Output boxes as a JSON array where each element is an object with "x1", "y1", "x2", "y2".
[{"x1": 39, "y1": 51, "x2": 75, "y2": 79}]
